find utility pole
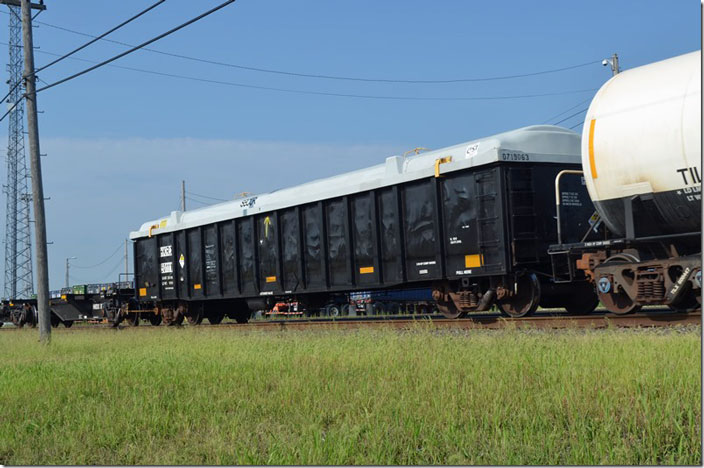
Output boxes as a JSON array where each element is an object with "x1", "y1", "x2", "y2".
[
  {"x1": 20, "y1": 0, "x2": 50, "y2": 343},
  {"x1": 181, "y1": 180, "x2": 186, "y2": 211},
  {"x1": 64, "y1": 256, "x2": 75, "y2": 288},
  {"x1": 604, "y1": 53, "x2": 620, "y2": 76}
]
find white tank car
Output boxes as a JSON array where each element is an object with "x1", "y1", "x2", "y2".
[{"x1": 582, "y1": 50, "x2": 701, "y2": 237}]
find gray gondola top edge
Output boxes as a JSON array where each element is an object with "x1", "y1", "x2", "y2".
[{"x1": 131, "y1": 124, "x2": 581, "y2": 240}]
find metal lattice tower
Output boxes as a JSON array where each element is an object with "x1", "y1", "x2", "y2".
[{"x1": 3, "y1": 4, "x2": 33, "y2": 300}]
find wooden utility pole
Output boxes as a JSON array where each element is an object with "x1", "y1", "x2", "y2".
[{"x1": 20, "y1": 0, "x2": 50, "y2": 343}]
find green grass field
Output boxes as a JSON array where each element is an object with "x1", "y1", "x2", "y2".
[{"x1": 0, "y1": 324, "x2": 700, "y2": 465}]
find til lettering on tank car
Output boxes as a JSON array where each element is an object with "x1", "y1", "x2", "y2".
[{"x1": 549, "y1": 51, "x2": 701, "y2": 314}]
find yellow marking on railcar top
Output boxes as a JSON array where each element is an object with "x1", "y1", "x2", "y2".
[
  {"x1": 359, "y1": 266, "x2": 374, "y2": 274},
  {"x1": 588, "y1": 119, "x2": 598, "y2": 179},
  {"x1": 194, "y1": 284, "x2": 202, "y2": 290},
  {"x1": 465, "y1": 254, "x2": 484, "y2": 268},
  {"x1": 159, "y1": 219, "x2": 167, "y2": 228},
  {"x1": 139, "y1": 288, "x2": 147, "y2": 297},
  {"x1": 266, "y1": 276, "x2": 277, "y2": 283}
]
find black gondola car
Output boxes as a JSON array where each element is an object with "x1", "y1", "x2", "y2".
[{"x1": 130, "y1": 125, "x2": 597, "y2": 323}]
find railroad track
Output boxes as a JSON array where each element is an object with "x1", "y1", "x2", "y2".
[
  {"x1": 3, "y1": 309, "x2": 698, "y2": 332},
  {"x1": 231, "y1": 310, "x2": 701, "y2": 331}
]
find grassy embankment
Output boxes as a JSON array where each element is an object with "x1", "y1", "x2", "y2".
[{"x1": 0, "y1": 324, "x2": 700, "y2": 465}]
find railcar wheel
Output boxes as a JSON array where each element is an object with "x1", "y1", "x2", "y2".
[
  {"x1": 127, "y1": 313, "x2": 140, "y2": 326},
  {"x1": 50, "y1": 314, "x2": 61, "y2": 328},
  {"x1": 234, "y1": 310, "x2": 249, "y2": 324},
  {"x1": 497, "y1": 273, "x2": 541, "y2": 318},
  {"x1": 206, "y1": 310, "x2": 224, "y2": 325},
  {"x1": 149, "y1": 314, "x2": 162, "y2": 326},
  {"x1": 186, "y1": 313, "x2": 202, "y2": 325},
  {"x1": 63, "y1": 320, "x2": 74, "y2": 328},
  {"x1": 326, "y1": 304, "x2": 341, "y2": 317},
  {"x1": 167, "y1": 304, "x2": 186, "y2": 326},
  {"x1": 668, "y1": 289, "x2": 699, "y2": 313},
  {"x1": 168, "y1": 311, "x2": 185, "y2": 326},
  {"x1": 432, "y1": 282, "x2": 465, "y2": 319},
  {"x1": 437, "y1": 302, "x2": 463, "y2": 319},
  {"x1": 341, "y1": 304, "x2": 352, "y2": 316},
  {"x1": 595, "y1": 255, "x2": 641, "y2": 315},
  {"x1": 28, "y1": 307, "x2": 37, "y2": 327},
  {"x1": 598, "y1": 289, "x2": 640, "y2": 315}
]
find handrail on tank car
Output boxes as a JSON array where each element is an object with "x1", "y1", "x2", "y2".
[{"x1": 555, "y1": 169, "x2": 584, "y2": 245}]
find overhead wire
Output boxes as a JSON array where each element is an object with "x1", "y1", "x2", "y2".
[
  {"x1": 73, "y1": 242, "x2": 123, "y2": 269},
  {"x1": 542, "y1": 97, "x2": 593, "y2": 124},
  {"x1": 185, "y1": 196, "x2": 210, "y2": 206},
  {"x1": 553, "y1": 108, "x2": 588, "y2": 125},
  {"x1": 33, "y1": 0, "x2": 167, "y2": 74},
  {"x1": 0, "y1": 1, "x2": 236, "y2": 124},
  {"x1": 0, "y1": 10, "x2": 602, "y2": 84},
  {"x1": 186, "y1": 190, "x2": 228, "y2": 202},
  {"x1": 17, "y1": 46, "x2": 600, "y2": 102},
  {"x1": 101, "y1": 254, "x2": 128, "y2": 281},
  {"x1": 35, "y1": 0, "x2": 236, "y2": 93},
  {"x1": 0, "y1": 1, "x2": 166, "y2": 108}
]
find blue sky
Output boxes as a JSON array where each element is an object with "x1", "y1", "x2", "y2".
[{"x1": 0, "y1": 0, "x2": 700, "y2": 291}]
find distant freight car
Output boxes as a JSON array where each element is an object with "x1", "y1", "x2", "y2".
[{"x1": 129, "y1": 125, "x2": 597, "y2": 324}]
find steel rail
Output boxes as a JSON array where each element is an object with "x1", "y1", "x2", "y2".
[
  {"x1": 233, "y1": 311, "x2": 701, "y2": 331},
  {"x1": 1, "y1": 310, "x2": 699, "y2": 332}
]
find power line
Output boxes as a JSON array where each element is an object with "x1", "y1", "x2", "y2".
[
  {"x1": 101, "y1": 254, "x2": 127, "y2": 281},
  {"x1": 35, "y1": 0, "x2": 236, "y2": 93},
  {"x1": 2, "y1": 10, "x2": 603, "y2": 84},
  {"x1": 569, "y1": 121, "x2": 585, "y2": 130},
  {"x1": 0, "y1": 0, "x2": 164, "y2": 106},
  {"x1": 553, "y1": 108, "x2": 588, "y2": 125},
  {"x1": 542, "y1": 97, "x2": 593, "y2": 124},
  {"x1": 18, "y1": 46, "x2": 600, "y2": 102},
  {"x1": 73, "y1": 242, "x2": 123, "y2": 269},
  {"x1": 33, "y1": 0, "x2": 167, "y2": 74},
  {"x1": 185, "y1": 196, "x2": 210, "y2": 206},
  {"x1": 35, "y1": 17, "x2": 605, "y2": 84},
  {"x1": 186, "y1": 190, "x2": 228, "y2": 202}
]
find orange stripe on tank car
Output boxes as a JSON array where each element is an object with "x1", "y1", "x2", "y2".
[{"x1": 588, "y1": 119, "x2": 598, "y2": 179}]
